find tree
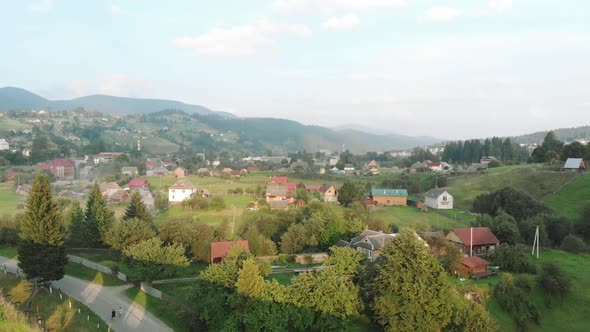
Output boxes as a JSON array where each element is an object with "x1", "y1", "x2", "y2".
[
  {"x1": 30, "y1": 135, "x2": 49, "y2": 164},
  {"x1": 538, "y1": 262, "x2": 571, "y2": 304},
  {"x1": 17, "y1": 172, "x2": 68, "y2": 284},
  {"x1": 209, "y1": 196, "x2": 226, "y2": 210},
  {"x1": 105, "y1": 218, "x2": 157, "y2": 251},
  {"x1": 85, "y1": 183, "x2": 115, "y2": 247},
  {"x1": 338, "y1": 180, "x2": 362, "y2": 207},
  {"x1": 324, "y1": 246, "x2": 365, "y2": 280},
  {"x1": 124, "y1": 191, "x2": 153, "y2": 223},
  {"x1": 123, "y1": 237, "x2": 189, "y2": 285},
  {"x1": 236, "y1": 257, "x2": 265, "y2": 298},
  {"x1": 560, "y1": 234, "x2": 587, "y2": 253},
  {"x1": 370, "y1": 228, "x2": 453, "y2": 331},
  {"x1": 426, "y1": 236, "x2": 462, "y2": 274},
  {"x1": 487, "y1": 244, "x2": 534, "y2": 273},
  {"x1": 493, "y1": 273, "x2": 540, "y2": 330},
  {"x1": 295, "y1": 188, "x2": 310, "y2": 203},
  {"x1": 66, "y1": 202, "x2": 86, "y2": 247},
  {"x1": 445, "y1": 296, "x2": 496, "y2": 332}
]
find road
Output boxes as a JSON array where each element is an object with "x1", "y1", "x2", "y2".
[{"x1": 0, "y1": 256, "x2": 173, "y2": 332}]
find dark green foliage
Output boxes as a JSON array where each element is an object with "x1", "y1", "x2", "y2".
[
  {"x1": 338, "y1": 180, "x2": 362, "y2": 207},
  {"x1": 66, "y1": 202, "x2": 87, "y2": 247},
  {"x1": 544, "y1": 215, "x2": 572, "y2": 246},
  {"x1": 84, "y1": 183, "x2": 115, "y2": 247},
  {"x1": 493, "y1": 274, "x2": 540, "y2": 331},
  {"x1": 124, "y1": 191, "x2": 153, "y2": 223},
  {"x1": 538, "y1": 262, "x2": 571, "y2": 305},
  {"x1": 445, "y1": 296, "x2": 497, "y2": 332},
  {"x1": 0, "y1": 215, "x2": 19, "y2": 246},
  {"x1": 560, "y1": 234, "x2": 587, "y2": 253},
  {"x1": 487, "y1": 244, "x2": 535, "y2": 273},
  {"x1": 17, "y1": 172, "x2": 68, "y2": 284},
  {"x1": 531, "y1": 131, "x2": 565, "y2": 163},
  {"x1": 473, "y1": 187, "x2": 548, "y2": 221},
  {"x1": 476, "y1": 211, "x2": 521, "y2": 245},
  {"x1": 443, "y1": 137, "x2": 529, "y2": 164},
  {"x1": 518, "y1": 215, "x2": 550, "y2": 248},
  {"x1": 209, "y1": 196, "x2": 226, "y2": 210}
]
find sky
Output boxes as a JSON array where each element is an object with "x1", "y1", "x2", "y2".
[{"x1": 1, "y1": 0, "x2": 589, "y2": 139}]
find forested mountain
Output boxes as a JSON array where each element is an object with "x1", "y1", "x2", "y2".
[{"x1": 512, "y1": 126, "x2": 590, "y2": 144}]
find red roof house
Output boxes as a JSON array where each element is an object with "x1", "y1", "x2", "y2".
[
  {"x1": 128, "y1": 178, "x2": 149, "y2": 191},
  {"x1": 458, "y1": 256, "x2": 491, "y2": 278},
  {"x1": 446, "y1": 227, "x2": 499, "y2": 255},
  {"x1": 210, "y1": 240, "x2": 250, "y2": 263},
  {"x1": 304, "y1": 184, "x2": 322, "y2": 193},
  {"x1": 269, "y1": 176, "x2": 289, "y2": 186},
  {"x1": 39, "y1": 158, "x2": 75, "y2": 180}
]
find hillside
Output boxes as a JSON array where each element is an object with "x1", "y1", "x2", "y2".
[
  {"x1": 512, "y1": 126, "x2": 590, "y2": 144},
  {"x1": 545, "y1": 173, "x2": 590, "y2": 222}
]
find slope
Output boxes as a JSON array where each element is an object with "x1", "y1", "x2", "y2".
[
  {"x1": 0, "y1": 87, "x2": 49, "y2": 110},
  {"x1": 544, "y1": 173, "x2": 590, "y2": 222}
]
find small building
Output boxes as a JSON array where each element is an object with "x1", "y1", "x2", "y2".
[
  {"x1": 0, "y1": 138, "x2": 9, "y2": 151},
  {"x1": 342, "y1": 229, "x2": 397, "y2": 261},
  {"x1": 210, "y1": 240, "x2": 250, "y2": 263},
  {"x1": 320, "y1": 184, "x2": 338, "y2": 203},
  {"x1": 100, "y1": 182, "x2": 122, "y2": 195},
  {"x1": 105, "y1": 189, "x2": 131, "y2": 203},
  {"x1": 371, "y1": 189, "x2": 408, "y2": 206},
  {"x1": 426, "y1": 162, "x2": 443, "y2": 172},
  {"x1": 93, "y1": 152, "x2": 126, "y2": 164},
  {"x1": 367, "y1": 160, "x2": 380, "y2": 169},
  {"x1": 458, "y1": 256, "x2": 490, "y2": 278},
  {"x1": 168, "y1": 179, "x2": 197, "y2": 205},
  {"x1": 424, "y1": 189, "x2": 453, "y2": 209},
  {"x1": 480, "y1": 156, "x2": 498, "y2": 165},
  {"x1": 344, "y1": 164, "x2": 355, "y2": 172},
  {"x1": 406, "y1": 196, "x2": 423, "y2": 208},
  {"x1": 121, "y1": 166, "x2": 138, "y2": 176},
  {"x1": 266, "y1": 186, "x2": 288, "y2": 202},
  {"x1": 197, "y1": 168, "x2": 210, "y2": 175},
  {"x1": 269, "y1": 176, "x2": 289, "y2": 186},
  {"x1": 563, "y1": 158, "x2": 585, "y2": 172},
  {"x1": 446, "y1": 227, "x2": 499, "y2": 255},
  {"x1": 304, "y1": 184, "x2": 322, "y2": 193},
  {"x1": 39, "y1": 158, "x2": 75, "y2": 180},
  {"x1": 128, "y1": 178, "x2": 149, "y2": 191},
  {"x1": 270, "y1": 199, "x2": 289, "y2": 210},
  {"x1": 174, "y1": 167, "x2": 188, "y2": 178}
]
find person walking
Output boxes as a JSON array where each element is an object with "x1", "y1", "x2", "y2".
[
  {"x1": 111, "y1": 309, "x2": 116, "y2": 320},
  {"x1": 118, "y1": 306, "x2": 123, "y2": 319}
]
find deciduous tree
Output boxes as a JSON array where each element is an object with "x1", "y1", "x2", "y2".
[{"x1": 123, "y1": 237, "x2": 189, "y2": 285}]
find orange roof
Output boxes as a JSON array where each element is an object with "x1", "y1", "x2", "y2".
[
  {"x1": 210, "y1": 240, "x2": 250, "y2": 263},
  {"x1": 461, "y1": 256, "x2": 489, "y2": 268},
  {"x1": 452, "y1": 227, "x2": 499, "y2": 246}
]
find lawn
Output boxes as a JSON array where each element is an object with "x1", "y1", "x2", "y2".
[
  {"x1": 370, "y1": 206, "x2": 469, "y2": 232},
  {"x1": 126, "y1": 287, "x2": 193, "y2": 332},
  {"x1": 0, "y1": 244, "x2": 17, "y2": 258},
  {"x1": 0, "y1": 274, "x2": 109, "y2": 332},
  {"x1": 445, "y1": 168, "x2": 576, "y2": 210},
  {"x1": 153, "y1": 281, "x2": 194, "y2": 305},
  {"x1": 545, "y1": 173, "x2": 590, "y2": 222},
  {"x1": 268, "y1": 273, "x2": 297, "y2": 286},
  {"x1": 64, "y1": 262, "x2": 126, "y2": 286},
  {"x1": 0, "y1": 182, "x2": 24, "y2": 216}
]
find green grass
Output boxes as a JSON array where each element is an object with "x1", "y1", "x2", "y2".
[
  {"x1": 0, "y1": 244, "x2": 17, "y2": 258},
  {"x1": 445, "y1": 168, "x2": 576, "y2": 210},
  {"x1": 268, "y1": 273, "x2": 297, "y2": 285},
  {"x1": 64, "y1": 263, "x2": 125, "y2": 286},
  {"x1": 0, "y1": 182, "x2": 23, "y2": 216},
  {"x1": 485, "y1": 164, "x2": 536, "y2": 174},
  {"x1": 153, "y1": 282, "x2": 194, "y2": 305},
  {"x1": 545, "y1": 173, "x2": 590, "y2": 222},
  {"x1": 0, "y1": 274, "x2": 108, "y2": 332},
  {"x1": 370, "y1": 206, "x2": 469, "y2": 232},
  {"x1": 126, "y1": 287, "x2": 192, "y2": 332}
]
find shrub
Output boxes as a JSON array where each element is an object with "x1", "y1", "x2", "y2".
[
  {"x1": 538, "y1": 262, "x2": 571, "y2": 305},
  {"x1": 560, "y1": 234, "x2": 587, "y2": 253}
]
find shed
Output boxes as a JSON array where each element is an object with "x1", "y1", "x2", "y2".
[{"x1": 563, "y1": 158, "x2": 585, "y2": 171}]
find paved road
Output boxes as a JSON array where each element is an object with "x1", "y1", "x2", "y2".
[{"x1": 0, "y1": 256, "x2": 173, "y2": 332}]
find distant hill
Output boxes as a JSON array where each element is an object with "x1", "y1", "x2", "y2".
[
  {"x1": 0, "y1": 87, "x2": 231, "y2": 117},
  {"x1": 512, "y1": 126, "x2": 590, "y2": 144}
]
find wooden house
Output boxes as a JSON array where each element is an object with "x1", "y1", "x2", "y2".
[{"x1": 371, "y1": 189, "x2": 408, "y2": 206}]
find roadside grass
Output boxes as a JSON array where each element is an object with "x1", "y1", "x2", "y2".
[
  {"x1": 545, "y1": 173, "x2": 590, "y2": 222},
  {"x1": 485, "y1": 164, "x2": 536, "y2": 174},
  {"x1": 0, "y1": 244, "x2": 17, "y2": 259},
  {"x1": 370, "y1": 206, "x2": 468, "y2": 232},
  {"x1": 64, "y1": 263, "x2": 125, "y2": 286},
  {"x1": 126, "y1": 287, "x2": 192, "y2": 332},
  {"x1": 445, "y1": 168, "x2": 576, "y2": 210},
  {"x1": 0, "y1": 182, "x2": 23, "y2": 216},
  {"x1": 153, "y1": 282, "x2": 194, "y2": 305},
  {"x1": 0, "y1": 274, "x2": 108, "y2": 332}
]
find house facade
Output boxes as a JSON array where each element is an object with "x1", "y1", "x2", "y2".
[
  {"x1": 446, "y1": 227, "x2": 499, "y2": 255},
  {"x1": 424, "y1": 189, "x2": 453, "y2": 209},
  {"x1": 266, "y1": 186, "x2": 288, "y2": 202},
  {"x1": 39, "y1": 158, "x2": 75, "y2": 180},
  {"x1": 320, "y1": 184, "x2": 339, "y2": 202},
  {"x1": 128, "y1": 178, "x2": 149, "y2": 191},
  {"x1": 564, "y1": 158, "x2": 585, "y2": 172},
  {"x1": 457, "y1": 256, "x2": 490, "y2": 278},
  {"x1": 168, "y1": 179, "x2": 197, "y2": 205},
  {"x1": 174, "y1": 167, "x2": 188, "y2": 178},
  {"x1": 121, "y1": 167, "x2": 138, "y2": 176},
  {"x1": 342, "y1": 229, "x2": 398, "y2": 261},
  {"x1": 269, "y1": 200, "x2": 289, "y2": 210},
  {"x1": 371, "y1": 189, "x2": 408, "y2": 206},
  {"x1": 0, "y1": 138, "x2": 9, "y2": 151}
]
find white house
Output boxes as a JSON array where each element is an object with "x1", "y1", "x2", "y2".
[
  {"x1": 0, "y1": 138, "x2": 9, "y2": 151},
  {"x1": 168, "y1": 179, "x2": 197, "y2": 205},
  {"x1": 424, "y1": 189, "x2": 453, "y2": 209},
  {"x1": 563, "y1": 158, "x2": 585, "y2": 172}
]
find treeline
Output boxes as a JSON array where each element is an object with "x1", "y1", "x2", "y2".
[
  {"x1": 531, "y1": 131, "x2": 590, "y2": 163},
  {"x1": 442, "y1": 137, "x2": 530, "y2": 164}
]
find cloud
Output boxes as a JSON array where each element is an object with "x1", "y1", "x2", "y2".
[
  {"x1": 418, "y1": 7, "x2": 460, "y2": 22},
  {"x1": 272, "y1": 0, "x2": 407, "y2": 13},
  {"x1": 174, "y1": 19, "x2": 312, "y2": 58},
  {"x1": 28, "y1": 0, "x2": 54, "y2": 12},
  {"x1": 489, "y1": 0, "x2": 512, "y2": 13},
  {"x1": 323, "y1": 14, "x2": 360, "y2": 30}
]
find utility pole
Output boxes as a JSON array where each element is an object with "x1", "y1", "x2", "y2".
[
  {"x1": 231, "y1": 204, "x2": 236, "y2": 235},
  {"x1": 532, "y1": 226, "x2": 540, "y2": 259},
  {"x1": 470, "y1": 227, "x2": 473, "y2": 257}
]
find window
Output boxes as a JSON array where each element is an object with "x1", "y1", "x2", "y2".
[{"x1": 442, "y1": 195, "x2": 447, "y2": 201}]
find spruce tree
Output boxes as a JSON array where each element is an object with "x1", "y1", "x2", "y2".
[
  {"x1": 66, "y1": 202, "x2": 86, "y2": 247},
  {"x1": 17, "y1": 172, "x2": 68, "y2": 284},
  {"x1": 124, "y1": 191, "x2": 153, "y2": 223},
  {"x1": 85, "y1": 183, "x2": 114, "y2": 247}
]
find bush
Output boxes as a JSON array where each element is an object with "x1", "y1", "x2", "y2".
[
  {"x1": 560, "y1": 234, "x2": 587, "y2": 253},
  {"x1": 209, "y1": 196, "x2": 226, "y2": 210},
  {"x1": 538, "y1": 262, "x2": 571, "y2": 306},
  {"x1": 487, "y1": 244, "x2": 534, "y2": 273}
]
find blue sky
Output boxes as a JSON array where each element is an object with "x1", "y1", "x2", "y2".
[{"x1": 1, "y1": 0, "x2": 589, "y2": 139}]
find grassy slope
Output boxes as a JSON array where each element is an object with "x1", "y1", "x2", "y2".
[
  {"x1": 0, "y1": 275, "x2": 108, "y2": 332},
  {"x1": 370, "y1": 206, "x2": 469, "y2": 232},
  {"x1": 0, "y1": 182, "x2": 23, "y2": 216},
  {"x1": 126, "y1": 287, "x2": 192, "y2": 332},
  {"x1": 64, "y1": 263, "x2": 125, "y2": 286},
  {"x1": 445, "y1": 167, "x2": 576, "y2": 210},
  {"x1": 544, "y1": 173, "x2": 590, "y2": 222}
]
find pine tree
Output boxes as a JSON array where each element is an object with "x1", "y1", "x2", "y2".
[
  {"x1": 85, "y1": 183, "x2": 114, "y2": 247},
  {"x1": 17, "y1": 172, "x2": 68, "y2": 284},
  {"x1": 124, "y1": 191, "x2": 153, "y2": 223},
  {"x1": 66, "y1": 202, "x2": 86, "y2": 247}
]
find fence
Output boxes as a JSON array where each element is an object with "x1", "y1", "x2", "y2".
[
  {"x1": 67, "y1": 255, "x2": 127, "y2": 282},
  {"x1": 140, "y1": 282, "x2": 195, "y2": 315}
]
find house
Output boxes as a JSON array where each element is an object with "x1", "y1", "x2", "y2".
[
  {"x1": 304, "y1": 184, "x2": 322, "y2": 193},
  {"x1": 269, "y1": 176, "x2": 289, "y2": 186},
  {"x1": 406, "y1": 196, "x2": 424, "y2": 208},
  {"x1": 563, "y1": 158, "x2": 585, "y2": 172},
  {"x1": 121, "y1": 167, "x2": 138, "y2": 176},
  {"x1": 409, "y1": 161, "x2": 428, "y2": 173},
  {"x1": 269, "y1": 200, "x2": 289, "y2": 210},
  {"x1": 480, "y1": 156, "x2": 498, "y2": 165},
  {"x1": 222, "y1": 167, "x2": 233, "y2": 173},
  {"x1": 0, "y1": 138, "x2": 9, "y2": 151},
  {"x1": 344, "y1": 164, "x2": 355, "y2": 172},
  {"x1": 145, "y1": 161, "x2": 156, "y2": 170},
  {"x1": 446, "y1": 227, "x2": 499, "y2": 255},
  {"x1": 424, "y1": 189, "x2": 453, "y2": 209},
  {"x1": 320, "y1": 184, "x2": 338, "y2": 202},
  {"x1": 367, "y1": 160, "x2": 380, "y2": 169},
  {"x1": 339, "y1": 230, "x2": 399, "y2": 261},
  {"x1": 128, "y1": 178, "x2": 149, "y2": 191},
  {"x1": 266, "y1": 186, "x2": 288, "y2": 202},
  {"x1": 139, "y1": 190, "x2": 156, "y2": 211},
  {"x1": 168, "y1": 179, "x2": 197, "y2": 205},
  {"x1": 197, "y1": 168, "x2": 210, "y2": 175},
  {"x1": 105, "y1": 189, "x2": 130, "y2": 203},
  {"x1": 466, "y1": 163, "x2": 488, "y2": 172},
  {"x1": 371, "y1": 189, "x2": 408, "y2": 206},
  {"x1": 39, "y1": 158, "x2": 75, "y2": 180},
  {"x1": 457, "y1": 256, "x2": 491, "y2": 278},
  {"x1": 426, "y1": 162, "x2": 443, "y2": 172},
  {"x1": 210, "y1": 240, "x2": 250, "y2": 263},
  {"x1": 99, "y1": 182, "x2": 122, "y2": 195},
  {"x1": 174, "y1": 167, "x2": 188, "y2": 178},
  {"x1": 93, "y1": 152, "x2": 126, "y2": 164}
]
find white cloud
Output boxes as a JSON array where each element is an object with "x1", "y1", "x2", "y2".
[
  {"x1": 489, "y1": 0, "x2": 512, "y2": 13},
  {"x1": 323, "y1": 14, "x2": 360, "y2": 30},
  {"x1": 174, "y1": 19, "x2": 312, "y2": 58},
  {"x1": 418, "y1": 7, "x2": 460, "y2": 22},
  {"x1": 272, "y1": 0, "x2": 406, "y2": 13},
  {"x1": 28, "y1": 0, "x2": 54, "y2": 12}
]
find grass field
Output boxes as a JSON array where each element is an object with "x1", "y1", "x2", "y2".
[
  {"x1": 126, "y1": 287, "x2": 192, "y2": 332},
  {"x1": 545, "y1": 173, "x2": 590, "y2": 222},
  {"x1": 0, "y1": 274, "x2": 108, "y2": 332},
  {"x1": 153, "y1": 281, "x2": 194, "y2": 305},
  {"x1": 64, "y1": 263, "x2": 125, "y2": 286},
  {"x1": 0, "y1": 182, "x2": 24, "y2": 216},
  {"x1": 370, "y1": 206, "x2": 469, "y2": 232},
  {"x1": 0, "y1": 244, "x2": 17, "y2": 258},
  {"x1": 445, "y1": 168, "x2": 576, "y2": 210}
]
